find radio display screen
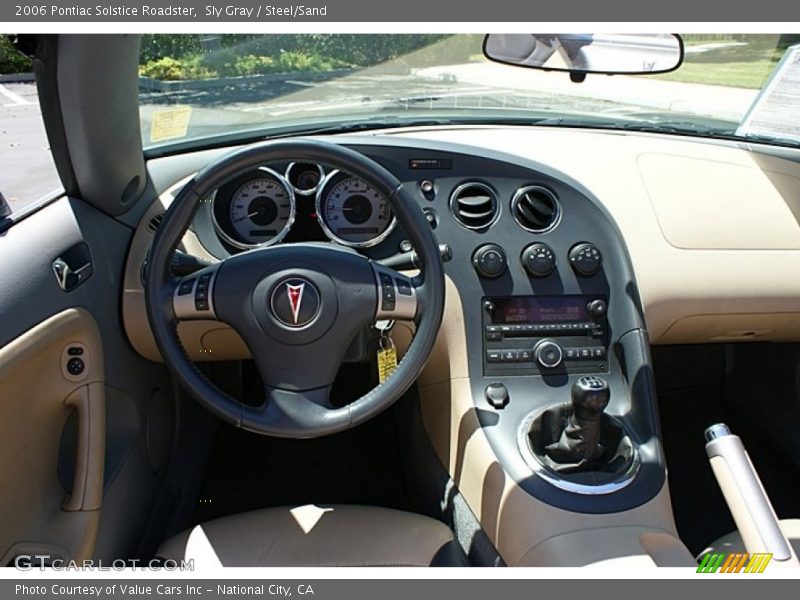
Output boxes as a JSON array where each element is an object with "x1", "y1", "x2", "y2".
[{"x1": 490, "y1": 296, "x2": 591, "y2": 324}]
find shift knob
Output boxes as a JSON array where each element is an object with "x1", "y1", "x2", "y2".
[{"x1": 571, "y1": 376, "x2": 610, "y2": 421}]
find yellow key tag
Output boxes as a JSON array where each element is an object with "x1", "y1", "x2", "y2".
[{"x1": 377, "y1": 337, "x2": 398, "y2": 384}]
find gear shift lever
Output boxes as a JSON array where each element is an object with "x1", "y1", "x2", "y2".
[
  {"x1": 525, "y1": 376, "x2": 635, "y2": 479},
  {"x1": 568, "y1": 376, "x2": 611, "y2": 461},
  {"x1": 572, "y1": 376, "x2": 611, "y2": 419}
]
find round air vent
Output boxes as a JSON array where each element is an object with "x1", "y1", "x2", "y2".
[
  {"x1": 450, "y1": 182, "x2": 499, "y2": 230},
  {"x1": 511, "y1": 186, "x2": 560, "y2": 233}
]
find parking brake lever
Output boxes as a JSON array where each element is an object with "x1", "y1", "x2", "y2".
[{"x1": 705, "y1": 423, "x2": 798, "y2": 566}]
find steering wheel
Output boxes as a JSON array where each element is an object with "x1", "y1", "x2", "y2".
[{"x1": 145, "y1": 139, "x2": 445, "y2": 438}]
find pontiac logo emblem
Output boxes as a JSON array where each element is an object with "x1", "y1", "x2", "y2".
[
  {"x1": 286, "y1": 283, "x2": 305, "y2": 324},
  {"x1": 270, "y1": 278, "x2": 320, "y2": 328}
]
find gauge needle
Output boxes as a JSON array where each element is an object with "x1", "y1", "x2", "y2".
[{"x1": 234, "y1": 211, "x2": 259, "y2": 222}]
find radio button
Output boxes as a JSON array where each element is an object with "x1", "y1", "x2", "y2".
[
  {"x1": 486, "y1": 350, "x2": 502, "y2": 363},
  {"x1": 534, "y1": 339, "x2": 563, "y2": 369},
  {"x1": 587, "y1": 299, "x2": 608, "y2": 318},
  {"x1": 592, "y1": 347, "x2": 607, "y2": 359},
  {"x1": 501, "y1": 349, "x2": 519, "y2": 362},
  {"x1": 565, "y1": 347, "x2": 578, "y2": 360},
  {"x1": 518, "y1": 349, "x2": 533, "y2": 361}
]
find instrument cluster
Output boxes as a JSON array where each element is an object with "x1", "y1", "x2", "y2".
[{"x1": 210, "y1": 162, "x2": 396, "y2": 251}]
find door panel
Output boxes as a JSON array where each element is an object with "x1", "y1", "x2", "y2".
[
  {"x1": 0, "y1": 308, "x2": 105, "y2": 563},
  {"x1": 0, "y1": 195, "x2": 175, "y2": 563}
]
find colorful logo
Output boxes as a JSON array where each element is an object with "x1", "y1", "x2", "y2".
[{"x1": 697, "y1": 552, "x2": 772, "y2": 573}]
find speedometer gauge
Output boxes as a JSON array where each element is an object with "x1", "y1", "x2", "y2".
[
  {"x1": 317, "y1": 173, "x2": 396, "y2": 247},
  {"x1": 212, "y1": 168, "x2": 295, "y2": 249}
]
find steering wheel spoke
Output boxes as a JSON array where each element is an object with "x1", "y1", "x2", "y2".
[
  {"x1": 172, "y1": 264, "x2": 221, "y2": 321},
  {"x1": 241, "y1": 385, "x2": 345, "y2": 438}
]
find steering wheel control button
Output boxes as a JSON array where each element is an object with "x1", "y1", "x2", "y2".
[
  {"x1": 587, "y1": 298, "x2": 608, "y2": 318},
  {"x1": 396, "y1": 278, "x2": 413, "y2": 296},
  {"x1": 177, "y1": 278, "x2": 195, "y2": 295},
  {"x1": 378, "y1": 272, "x2": 397, "y2": 311},
  {"x1": 193, "y1": 272, "x2": 214, "y2": 311},
  {"x1": 521, "y1": 243, "x2": 556, "y2": 277},
  {"x1": 485, "y1": 383, "x2": 510, "y2": 409},
  {"x1": 270, "y1": 278, "x2": 321, "y2": 328},
  {"x1": 569, "y1": 242, "x2": 603, "y2": 276},
  {"x1": 472, "y1": 244, "x2": 507, "y2": 279},
  {"x1": 534, "y1": 339, "x2": 564, "y2": 369}
]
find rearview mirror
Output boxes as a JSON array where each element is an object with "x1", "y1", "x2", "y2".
[{"x1": 483, "y1": 34, "x2": 683, "y2": 76}]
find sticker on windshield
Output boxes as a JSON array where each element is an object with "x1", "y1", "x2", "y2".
[
  {"x1": 736, "y1": 44, "x2": 800, "y2": 144},
  {"x1": 149, "y1": 105, "x2": 192, "y2": 144}
]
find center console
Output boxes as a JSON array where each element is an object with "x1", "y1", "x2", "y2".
[{"x1": 347, "y1": 139, "x2": 687, "y2": 566}]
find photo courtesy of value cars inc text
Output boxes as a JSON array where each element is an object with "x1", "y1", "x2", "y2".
[{"x1": 15, "y1": 584, "x2": 313, "y2": 597}]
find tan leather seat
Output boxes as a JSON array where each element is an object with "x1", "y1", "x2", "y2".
[
  {"x1": 157, "y1": 504, "x2": 468, "y2": 567},
  {"x1": 700, "y1": 519, "x2": 800, "y2": 558}
]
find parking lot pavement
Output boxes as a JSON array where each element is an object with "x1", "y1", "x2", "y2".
[{"x1": 0, "y1": 82, "x2": 62, "y2": 213}]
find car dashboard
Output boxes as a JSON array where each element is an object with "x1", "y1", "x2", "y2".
[{"x1": 116, "y1": 123, "x2": 800, "y2": 563}]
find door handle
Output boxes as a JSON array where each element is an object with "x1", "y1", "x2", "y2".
[
  {"x1": 62, "y1": 383, "x2": 106, "y2": 512},
  {"x1": 52, "y1": 242, "x2": 93, "y2": 292}
]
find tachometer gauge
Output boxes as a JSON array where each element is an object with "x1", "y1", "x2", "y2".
[
  {"x1": 212, "y1": 168, "x2": 295, "y2": 249},
  {"x1": 317, "y1": 172, "x2": 396, "y2": 247}
]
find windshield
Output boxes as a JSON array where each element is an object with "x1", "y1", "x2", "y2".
[{"x1": 138, "y1": 34, "x2": 800, "y2": 151}]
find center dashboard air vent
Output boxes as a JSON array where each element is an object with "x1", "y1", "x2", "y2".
[
  {"x1": 511, "y1": 186, "x2": 560, "y2": 233},
  {"x1": 450, "y1": 182, "x2": 499, "y2": 230}
]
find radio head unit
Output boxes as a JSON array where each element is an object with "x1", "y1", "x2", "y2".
[{"x1": 483, "y1": 295, "x2": 608, "y2": 375}]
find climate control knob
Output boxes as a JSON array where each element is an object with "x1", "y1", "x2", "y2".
[
  {"x1": 472, "y1": 244, "x2": 507, "y2": 279},
  {"x1": 534, "y1": 339, "x2": 564, "y2": 369},
  {"x1": 521, "y1": 242, "x2": 556, "y2": 277},
  {"x1": 569, "y1": 242, "x2": 603, "y2": 276}
]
